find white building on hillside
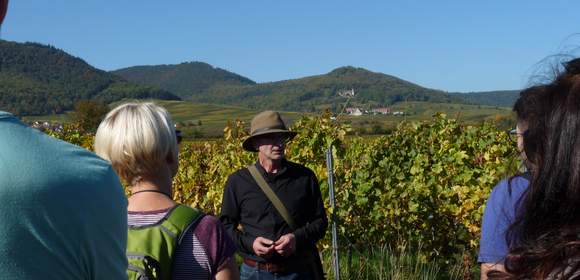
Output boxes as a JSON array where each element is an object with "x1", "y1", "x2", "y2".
[{"x1": 346, "y1": 107, "x2": 363, "y2": 116}]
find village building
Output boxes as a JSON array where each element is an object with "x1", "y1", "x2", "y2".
[
  {"x1": 371, "y1": 107, "x2": 391, "y2": 115},
  {"x1": 345, "y1": 107, "x2": 363, "y2": 116}
]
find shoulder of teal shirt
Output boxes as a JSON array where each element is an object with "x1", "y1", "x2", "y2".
[{"x1": 0, "y1": 110, "x2": 128, "y2": 279}]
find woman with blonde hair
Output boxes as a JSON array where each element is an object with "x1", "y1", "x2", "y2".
[{"x1": 95, "y1": 102, "x2": 239, "y2": 280}]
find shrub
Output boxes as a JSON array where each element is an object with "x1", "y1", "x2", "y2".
[{"x1": 50, "y1": 113, "x2": 517, "y2": 263}]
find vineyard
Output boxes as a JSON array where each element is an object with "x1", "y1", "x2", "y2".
[{"x1": 47, "y1": 112, "x2": 518, "y2": 277}]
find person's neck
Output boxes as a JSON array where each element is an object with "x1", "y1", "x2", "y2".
[
  {"x1": 258, "y1": 155, "x2": 283, "y2": 174},
  {"x1": 128, "y1": 175, "x2": 175, "y2": 211}
]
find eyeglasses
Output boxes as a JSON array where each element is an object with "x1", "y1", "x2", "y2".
[
  {"x1": 256, "y1": 134, "x2": 290, "y2": 145},
  {"x1": 509, "y1": 128, "x2": 528, "y2": 142},
  {"x1": 271, "y1": 134, "x2": 290, "y2": 144},
  {"x1": 175, "y1": 130, "x2": 183, "y2": 144}
]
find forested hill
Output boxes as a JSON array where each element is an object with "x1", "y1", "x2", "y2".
[
  {"x1": 112, "y1": 62, "x2": 256, "y2": 99},
  {"x1": 0, "y1": 40, "x2": 180, "y2": 115},
  {"x1": 191, "y1": 66, "x2": 463, "y2": 111},
  {"x1": 451, "y1": 90, "x2": 520, "y2": 108},
  {"x1": 113, "y1": 62, "x2": 520, "y2": 111}
]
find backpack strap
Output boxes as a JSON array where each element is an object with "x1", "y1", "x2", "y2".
[
  {"x1": 246, "y1": 165, "x2": 324, "y2": 280},
  {"x1": 161, "y1": 204, "x2": 205, "y2": 245},
  {"x1": 247, "y1": 164, "x2": 297, "y2": 230}
]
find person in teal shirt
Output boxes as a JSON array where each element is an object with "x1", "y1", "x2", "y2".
[{"x1": 0, "y1": 111, "x2": 128, "y2": 279}]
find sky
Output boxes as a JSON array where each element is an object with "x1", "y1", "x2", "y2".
[{"x1": 1, "y1": 0, "x2": 580, "y2": 92}]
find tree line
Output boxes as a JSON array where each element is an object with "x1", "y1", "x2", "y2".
[{"x1": 0, "y1": 40, "x2": 179, "y2": 115}]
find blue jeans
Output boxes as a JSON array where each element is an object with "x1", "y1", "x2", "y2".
[{"x1": 240, "y1": 263, "x2": 312, "y2": 280}]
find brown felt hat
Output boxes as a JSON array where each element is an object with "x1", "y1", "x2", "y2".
[{"x1": 242, "y1": 111, "x2": 297, "y2": 152}]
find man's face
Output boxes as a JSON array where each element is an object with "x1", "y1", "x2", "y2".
[{"x1": 255, "y1": 133, "x2": 288, "y2": 161}]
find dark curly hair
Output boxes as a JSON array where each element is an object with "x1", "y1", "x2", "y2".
[
  {"x1": 489, "y1": 58, "x2": 580, "y2": 279},
  {"x1": 511, "y1": 85, "x2": 547, "y2": 172},
  {"x1": 0, "y1": 0, "x2": 7, "y2": 26}
]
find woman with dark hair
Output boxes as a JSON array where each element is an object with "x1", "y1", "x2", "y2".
[
  {"x1": 479, "y1": 85, "x2": 546, "y2": 279},
  {"x1": 488, "y1": 58, "x2": 580, "y2": 279}
]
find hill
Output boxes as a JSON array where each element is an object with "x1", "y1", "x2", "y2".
[
  {"x1": 0, "y1": 40, "x2": 180, "y2": 115},
  {"x1": 452, "y1": 90, "x2": 520, "y2": 107},
  {"x1": 112, "y1": 62, "x2": 256, "y2": 99},
  {"x1": 114, "y1": 63, "x2": 521, "y2": 111},
  {"x1": 194, "y1": 66, "x2": 469, "y2": 111}
]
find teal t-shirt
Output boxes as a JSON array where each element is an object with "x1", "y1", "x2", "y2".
[{"x1": 0, "y1": 112, "x2": 128, "y2": 280}]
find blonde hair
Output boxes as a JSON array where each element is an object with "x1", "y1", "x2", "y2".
[{"x1": 94, "y1": 102, "x2": 178, "y2": 185}]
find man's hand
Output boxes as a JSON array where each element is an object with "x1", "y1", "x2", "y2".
[
  {"x1": 274, "y1": 233, "x2": 296, "y2": 257},
  {"x1": 252, "y1": 237, "x2": 275, "y2": 258}
]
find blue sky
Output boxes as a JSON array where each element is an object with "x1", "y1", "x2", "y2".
[{"x1": 1, "y1": 0, "x2": 579, "y2": 92}]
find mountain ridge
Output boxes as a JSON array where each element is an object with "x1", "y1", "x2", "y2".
[
  {"x1": 114, "y1": 62, "x2": 520, "y2": 110},
  {"x1": 112, "y1": 61, "x2": 256, "y2": 99},
  {"x1": 0, "y1": 39, "x2": 520, "y2": 116},
  {"x1": 0, "y1": 40, "x2": 180, "y2": 115},
  {"x1": 188, "y1": 65, "x2": 461, "y2": 111}
]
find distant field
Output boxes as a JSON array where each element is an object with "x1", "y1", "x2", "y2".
[
  {"x1": 22, "y1": 114, "x2": 71, "y2": 123},
  {"x1": 21, "y1": 100, "x2": 513, "y2": 138},
  {"x1": 22, "y1": 100, "x2": 306, "y2": 138},
  {"x1": 152, "y1": 100, "x2": 306, "y2": 138},
  {"x1": 340, "y1": 101, "x2": 513, "y2": 134},
  {"x1": 396, "y1": 101, "x2": 511, "y2": 121}
]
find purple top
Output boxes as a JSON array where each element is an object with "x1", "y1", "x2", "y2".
[
  {"x1": 478, "y1": 176, "x2": 529, "y2": 263},
  {"x1": 128, "y1": 208, "x2": 237, "y2": 279}
]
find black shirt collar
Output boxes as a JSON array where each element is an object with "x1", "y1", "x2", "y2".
[{"x1": 255, "y1": 158, "x2": 288, "y2": 179}]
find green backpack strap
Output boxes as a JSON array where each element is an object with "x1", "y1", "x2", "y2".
[
  {"x1": 127, "y1": 205, "x2": 204, "y2": 280},
  {"x1": 161, "y1": 204, "x2": 205, "y2": 245}
]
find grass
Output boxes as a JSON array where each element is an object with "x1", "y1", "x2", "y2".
[
  {"x1": 320, "y1": 244, "x2": 477, "y2": 280},
  {"x1": 230, "y1": 244, "x2": 477, "y2": 279}
]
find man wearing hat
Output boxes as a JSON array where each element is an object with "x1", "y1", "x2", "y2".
[{"x1": 220, "y1": 111, "x2": 328, "y2": 280}]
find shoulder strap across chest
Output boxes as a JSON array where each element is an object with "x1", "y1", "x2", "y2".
[
  {"x1": 161, "y1": 204, "x2": 205, "y2": 245},
  {"x1": 247, "y1": 164, "x2": 297, "y2": 230}
]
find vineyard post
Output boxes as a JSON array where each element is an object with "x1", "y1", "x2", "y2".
[{"x1": 325, "y1": 147, "x2": 340, "y2": 280}]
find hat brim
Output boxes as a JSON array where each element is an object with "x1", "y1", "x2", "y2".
[{"x1": 242, "y1": 130, "x2": 297, "y2": 152}]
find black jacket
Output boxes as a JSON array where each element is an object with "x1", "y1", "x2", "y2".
[{"x1": 219, "y1": 159, "x2": 328, "y2": 263}]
